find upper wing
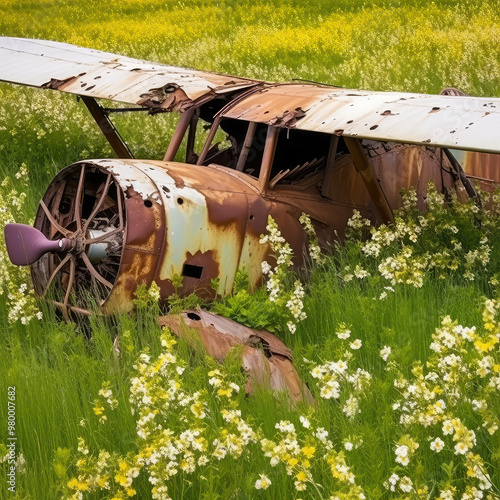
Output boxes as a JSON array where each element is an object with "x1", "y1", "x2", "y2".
[
  {"x1": 0, "y1": 37, "x2": 261, "y2": 111},
  {"x1": 222, "y1": 84, "x2": 500, "y2": 154}
]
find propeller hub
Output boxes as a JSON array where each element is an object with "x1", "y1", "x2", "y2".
[{"x1": 4, "y1": 223, "x2": 71, "y2": 266}]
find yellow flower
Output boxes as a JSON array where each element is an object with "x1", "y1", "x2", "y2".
[
  {"x1": 296, "y1": 471, "x2": 308, "y2": 482},
  {"x1": 67, "y1": 477, "x2": 89, "y2": 491},
  {"x1": 301, "y1": 445, "x2": 315, "y2": 459},
  {"x1": 288, "y1": 457, "x2": 298, "y2": 467},
  {"x1": 93, "y1": 405, "x2": 105, "y2": 416},
  {"x1": 191, "y1": 401, "x2": 206, "y2": 418},
  {"x1": 475, "y1": 335, "x2": 498, "y2": 352},
  {"x1": 115, "y1": 473, "x2": 128, "y2": 486},
  {"x1": 97, "y1": 476, "x2": 110, "y2": 488},
  {"x1": 118, "y1": 460, "x2": 129, "y2": 472},
  {"x1": 217, "y1": 388, "x2": 231, "y2": 397}
]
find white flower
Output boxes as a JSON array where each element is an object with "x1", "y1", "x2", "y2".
[
  {"x1": 430, "y1": 438, "x2": 444, "y2": 453},
  {"x1": 299, "y1": 416, "x2": 310, "y2": 429},
  {"x1": 395, "y1": 445, "x2": 409, "y2": 466},
  {"x1": 350, "y1": 339, "x2": 362, "y2": 350},
  {"x1": 399, "y1": 476, "x2": 413, "y2": 493},
  {"x1": 98, "y1": 388, "x2": 112, "y2": 399},
  {"x1": 261, "y1": 261, "x2": 272, "y2": 275},
  {"x1": 344, "y1": 441, "x2": 353, "y2": 451},
  {"x1": 336, "y1": 325, "x2": 351, "y2": 339},
  {"x1": 384, "y1": 473, "x2": 399, "y2": 492},
  {"x1": 442, "y1": 420, "x2": 454, "y2": 435},
  {"x1": 255, "y1": 474, "x2": 271, "y2": 490},
  {"x1": 380, "y1": 345, "x2": 391, "y2": 361},
  {"x1": 315, "y1": 427, "x2": 329, "y2": 442},
  {"x1": 454, "y1": 442, "x2": 468, "y2": 455}
]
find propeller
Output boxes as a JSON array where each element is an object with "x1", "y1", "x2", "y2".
[
  {"x1": 5, "y1": 164, "x2": 124, "y2": 319},
  {"x1": 4, "y1": 223, "x2": 71, "y2": 266}
]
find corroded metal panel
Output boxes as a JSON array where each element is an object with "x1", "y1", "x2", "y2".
[
  {"x1": 367, "y1": 144, "x2": 457, "y2": 210},
  {"x1": 452, "y1": 150, "x2": 500, "y2": 184},
  {"x1": 0, "y1": 37, "x2": 261, "y2": 111},
  {"x1": 158, "y1": 310, "x2": 314, "y2": 403},
  {"x1": 222, "y1": 84, "x2": 500, "y2": 154}
]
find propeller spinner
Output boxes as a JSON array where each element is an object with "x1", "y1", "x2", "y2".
[{"x1": 4, "y1": 223, "x2": 70, "y2": 266}]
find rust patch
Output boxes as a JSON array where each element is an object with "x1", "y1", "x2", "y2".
[
  {"x1": 158, "y1": 310, "x2": 314, "y2": 404},
  {"x1": 41, "y1": 73, "x2": 86, "y2": 89},
  {"x1": 267, "y1": 107, "x2": 306, "y2": 127},
  {"x1": 137, "y1": 83, "x2": 192, "y2": 111},
  {"x1": 180, "y1": 249, "x2": 220, "y2": 299},
  {"x1": 124, "y1": 196, "x2": 161, "y2": 251},
  {"x1": 205, "y1": 192, "x2": 248, "y2": 229}
]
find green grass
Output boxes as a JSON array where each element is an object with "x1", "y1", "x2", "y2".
[{"x1": 1, "y1": 1, "x2": 500, "y2": 498}]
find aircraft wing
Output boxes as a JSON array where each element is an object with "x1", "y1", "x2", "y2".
[
  {"x1": 222, "y1": 84, "x2": 500, "y2": 154},
  {"x1": 0, "y1": 37, "x2": 261, "y2": 111}
]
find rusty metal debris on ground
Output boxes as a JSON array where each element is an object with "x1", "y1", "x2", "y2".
[{"x1": 158, "y1": 309, "x2": 314, "y2": 404}]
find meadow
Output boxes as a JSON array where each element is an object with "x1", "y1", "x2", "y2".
[{"x1": 1, "y1": 1, "x2": 500, "y2": 498}]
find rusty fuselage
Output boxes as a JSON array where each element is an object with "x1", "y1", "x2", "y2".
[{"x1": 32, "y1": 112, "x2": 458, "y2": 315}]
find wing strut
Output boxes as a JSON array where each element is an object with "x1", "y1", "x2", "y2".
[
  {"x1": 443, "y1": 148, "x2": 481, "y2": 205},
  {"x1": 344, "y1": 137, "x2": 394, "y2": 224},
  {"x1": 80, "y1": 96, "x2": 134, "y2": 159}
]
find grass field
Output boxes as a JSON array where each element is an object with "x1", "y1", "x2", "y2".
[{"x1": 1, "y1": 1, "x2": 500, "y2": 499}]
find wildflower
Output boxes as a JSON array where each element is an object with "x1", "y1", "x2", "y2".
[
  {"x1": 343, "y1": 394, "x2": 360, "y2": 419},
  {"x1": 395, "y1": 445, "x2": 410, "y2": 466},
  {"x1": 454, "y1": 442, "x2": 469, "y2": 455},
  {"x1": 296, "y1": 471, "x2": 308, "y2": 482},
  {"x1": 350, "y1": 339, "x2": 362, "y2": 350},
  {"x1": 67, "y1": 477, "x2": 90, "y2": 491},
  {"x1": 384, "y1": 473, "x2": 399, "y2": 492},
  {"x1": 430, "y1": 438, "x2": 445, "y2": 452},
  {"x1": 301, "y1": 445, "x2": 315, "y2": 459},
  {"x1": 353, "y1": 265, "x2": 370, "y2": 279},
  {"x1": 399, "y1": 476, "x2": 413, "y2": 493},
  {"x1": 299, "y1": 416, "x2": 310, "y2": 429},
  {"x1": 380, "y1": 345, "x2": 391, "y2": 361},
  {"x1": 336, "y1": 323, "x2": 351, "y2": 339},
  {"x1": 315, "y1": 428, "x2": 329, "y2": 442},
  {"x1": 442, "y1": 420, "x2": 455, "y2": 435},
  {"x1": 255, "y1": 473, "x2": 271, "y2": 490},
  {"x1": 295, "y1": 480, "x2": 307, "y2": 491},
  {"x1": 190, "y1": 401, "x2": 206, "y2": 419},
  {"x1": 299, "y1": 212, "x2": 325, "y2": 265},
  {"x1": 261, "y1": 261, "x2": 271, "y2": 275},
  {"x1": 217, "y1": 388, "x2": 231, "y2": 397},
  {"x1": 439, "y1": 489, "x2": 455, "y2": 500}
]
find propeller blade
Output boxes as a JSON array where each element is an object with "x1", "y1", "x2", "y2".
[{"x1": 4, "y1": 223, "x2": 69, "y2": 266}]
